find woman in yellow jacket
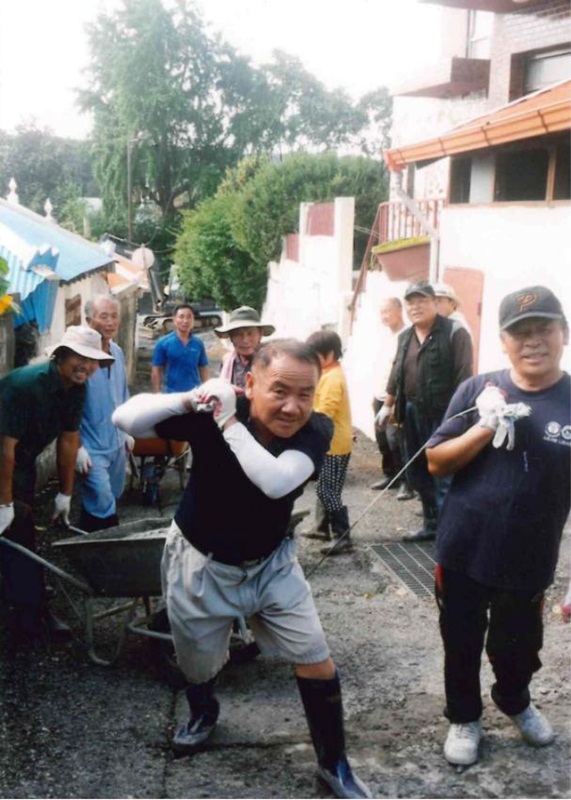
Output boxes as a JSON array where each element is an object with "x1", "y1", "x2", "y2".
[{"x1": 306, "y1": 330, "x2": 353, "y2": 553}]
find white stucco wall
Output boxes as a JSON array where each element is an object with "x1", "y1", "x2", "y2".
[
  {"x1": 344, "y1": 271, "x2": 410, "y2": 440},
  {"x1": 262, "y1": 197, "x2": 355, "y2": 340},
  {"x1": 438, "y1": 202, "x2": 571, "y2": 373}
]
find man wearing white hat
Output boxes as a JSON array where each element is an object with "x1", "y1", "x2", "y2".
[
  {"x1": 433, "y1": 282, "x2": 472, "y2": 338},
  {"x1": 0, "y1": 326, "x2": 112, "y2": 643},
  {"x1": 215, "y1": 306, "x2": 275, "y2": 392}
]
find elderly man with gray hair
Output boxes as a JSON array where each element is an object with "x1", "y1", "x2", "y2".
[{"x1": 76, "y1": 295, "x2": 132, "y2": 532}]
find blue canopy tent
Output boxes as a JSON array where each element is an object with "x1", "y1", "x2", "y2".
[{"x1": 0, "y1": 199, "x2": 114, "y2": 333}]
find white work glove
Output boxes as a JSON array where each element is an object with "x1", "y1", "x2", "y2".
[
  {"x1": 0, "y1": 503, "x2": 14, "y2": 536},
  {"x1": 52, "y1": 493, "x2": 71, "y2": 526},
  {"x1": 492, "y1": 402, "x2": 531, "y2": 451},
  {"x1": 476, "y1": 385, "x2": 507, "y2": 431},
  {"x1": 75, "y1": 446, "x2": 92, "y2": 475},
  {"x1": 374, "y1": 405, "x2": 392, "y2": 430},
  {"x1": 192, "y1": 378, "x2": 237, "y2": 429},
  {"x1": 124, "y1": 434, "x2": 135, "y2": 452}
]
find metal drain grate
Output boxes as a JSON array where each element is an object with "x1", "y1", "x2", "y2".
[{"x1": 370, "y1": 542, "x2": 437, "y2": 598}]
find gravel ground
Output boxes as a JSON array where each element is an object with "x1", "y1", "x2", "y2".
[{"x1": 0, "y1": 328, "x2": 569, "y2": 799}]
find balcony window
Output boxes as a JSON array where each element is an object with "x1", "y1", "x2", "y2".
[
  {"x1": 467, "y1": 10, "x2": 493, "y2": 59},
  {"x1": 524, "y1": 49, "x2": 571, "y2": 94},
  {"x1": 449, "y1": 133, "x2": 570, "y2": 204}
]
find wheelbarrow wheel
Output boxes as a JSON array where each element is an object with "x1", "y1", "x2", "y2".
[{"x1": 142, "y1": 481, "x2": 159, "y2": 506}]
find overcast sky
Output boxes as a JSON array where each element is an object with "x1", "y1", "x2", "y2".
[{"x1": 0, "y1": 0, "x2": 443, "y2": 139}]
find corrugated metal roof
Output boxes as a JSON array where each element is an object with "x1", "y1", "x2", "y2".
[
  {"x1": 0, "y1": 198, "x2": 114, "y2": 281},
  {"x1": 383, "y1": 79, "x2": 571, "y2": 171},
  {"x1": 0, "y1": 244, "x2": 45, "y2": 302},
  {"x1": 0, "y1": 244, "x2": 59, "y2": 333}
]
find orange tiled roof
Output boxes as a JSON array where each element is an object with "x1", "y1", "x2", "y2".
[{"x1": 383, "y1": 79, "x2": 571, "y2": 172}]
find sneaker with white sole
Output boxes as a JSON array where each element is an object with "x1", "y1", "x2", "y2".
[
  {"x1": 444, "y1": 721, "x2": 482, "y2": 765},
  {"x1": 509, "y1": 703, "x2": 554, "y2": 746}
]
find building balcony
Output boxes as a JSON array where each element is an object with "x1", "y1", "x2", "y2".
[
  {"x1": 393, "y1": 56, "x2": 490, "y2": 99},
  {"x1": 420, "y1": 0, "x2": 544, "y2": 12}
]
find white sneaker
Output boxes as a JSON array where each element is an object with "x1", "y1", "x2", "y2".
[
  {"x1": 509, "y1": 703, "x2": 554, "y2": 746},
  {"x1": 444, "y1": 721, "x2": 482, "y2": 765}
]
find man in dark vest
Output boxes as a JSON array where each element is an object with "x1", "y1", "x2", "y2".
[{"x1": 377, "y1": 281, "x2": 473, "y2": 540}]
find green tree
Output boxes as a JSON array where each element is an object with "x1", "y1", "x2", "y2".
[
  {"x1": 176, "y1": 152, "x2": 388, "y2": 311},
  {"x1": 79, "y1": 0, "x2": 391, "y2": 236},
  {"x1": 0, "y1": 125, "x2": 96, "y2": 216},
  {"x1": 176, "y1": 193, "x2": 263, "y2": 310}
]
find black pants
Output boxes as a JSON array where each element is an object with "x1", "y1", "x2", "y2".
[
  {"x1": 435, "y1": 565, "x2": 543, "y2": 723},
  {"x1": 404, "y1": 401, "x2": 451, "y2": 513},
  {"x1": 373, "y1": 398, "x2": 408, "y2": 482},
  {"x1": 0, "y1": 493, "x2": 46, "y2": 609}
]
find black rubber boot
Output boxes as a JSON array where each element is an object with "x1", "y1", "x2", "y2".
[
  {"x1": 402, "y1": 496, "x2": 437, "y2": 541},
  {"x1": 172, "y1": 678, "x2": 220, "y2": 754},
  {"x1": 323, "y1": 506, "x2": 353, "y2": 554},
  {"x1": 303, "y1": 499, "x2": 331, "y2": 540},
  {"x1": 79, "y1": 507, "x2": 119, "y2": 533},
  {"x1": 296, "y1": 672, "x2": 371, "y2": 799}
]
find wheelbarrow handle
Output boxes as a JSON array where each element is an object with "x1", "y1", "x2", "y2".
[{"x1": 0, "y1": 536, "x2": 92, "y2": 594}]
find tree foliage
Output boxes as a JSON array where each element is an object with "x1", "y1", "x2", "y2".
[
  {"x1": 0, "y1": 125, "x2": 96, "y2": 216},
  {"x1": 176, "y1": 152, "x2": 388, "y2": 311},
  {"x1": 79, "y1": 0, "x2": 391, "y2": 237}
]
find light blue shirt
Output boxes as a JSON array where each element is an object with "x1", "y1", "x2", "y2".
[{"x1": 81, "y1": 340, "x2": 130, "y2": 455}]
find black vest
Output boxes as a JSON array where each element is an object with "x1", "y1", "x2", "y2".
[{"x1": 393, "y1": 315, "x2": 461, "y2": 422}]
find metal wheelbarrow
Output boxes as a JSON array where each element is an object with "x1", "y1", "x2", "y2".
[
  {"x1": 129, "y1": 437, "x2": 189, "y2": 508},
  {"x1": 1, "y1": 518, "x2": 172, "y2": 667}
]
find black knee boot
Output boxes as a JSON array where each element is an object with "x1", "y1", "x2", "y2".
[
  {"x1": 79, "y1": 507, "x2": 119, "y2": 533},
  {"x1": 303, "y1": 499, "x2": 331, "y2": 540},
  {"x1": 402, "y1": 496, "x2": 437, "y2": 541},
  {"x1": 172, "y1": 677, "x2": 220, "y2": 753},
  {"x1": 296, "y1": 672, "x2": 371, "y2": 799},
  {"x1": 322, "y1": 506, "x2": 352, "y2": 554}
]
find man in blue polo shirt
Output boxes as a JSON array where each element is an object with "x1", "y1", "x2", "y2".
[{"x1": 151, "y1": 304, "x2": 209, "y2": 393}]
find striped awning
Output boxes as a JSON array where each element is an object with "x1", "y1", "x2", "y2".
[{"x1": 383, "y1": 79, "x2": 571, "y2": 171}]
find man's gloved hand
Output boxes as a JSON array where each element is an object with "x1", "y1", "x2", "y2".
[
  {"x1": 0, "y1": 503, "x2": 14, "y2": 536},
  {"x1": 492, "y1": 402, "x2": 531, "y2": 451},
  {"x1": 374, "y1": 405, "x2": 392, "y2": 430},
  {"x1": 52, "y1": 493, "x2": 71, "y2": 526},
  {"x1": 124, "y1": 434, "x2": 135, "y2": 452},
  {"x1": 191, "y1": 378, "x2": 237, "y2": 429},
  {"x1": 75, "y1": 446, "x2": 92, "y2": 475},
  {"x1": 476, "y1": 385, "x2": 506, "y2": 431}
]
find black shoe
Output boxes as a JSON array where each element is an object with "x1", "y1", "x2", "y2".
[
  {"x1": 302, "y1": 528, "x2": 332, "y2": 541},
  {"x1": 370, "y1": 476, "x2": 393, "y2": 491},
  {"x1": 317, "y1": 758, "x2": 372, "y2": 799},
  {"x1": 396, "y1": 484, "x2": 415, "y2": 501},
  {"x1": 172, "y1": 701, "x2": 220, "y2": 752},
  {"x1": 322, "y1": 536, "x2": 353, "y2": 555},
  {"x1": 402, "y1": 528, "x2": 436, "y2": 542},
  {"x1": 45, "y1": 611, "x2": 73, "y2": 643}
]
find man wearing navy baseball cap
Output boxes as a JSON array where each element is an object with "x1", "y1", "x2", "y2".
[{"x1": 426, "y1": 284, "x2": 570, "y2": 767}]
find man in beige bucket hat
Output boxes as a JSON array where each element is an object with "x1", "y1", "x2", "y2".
[
  {"x1": 0, "y1": 325, "x2": 112, "y2": 644},
  {"x1": 215, "y1": 306, "x2": 275, "y2": 392}
]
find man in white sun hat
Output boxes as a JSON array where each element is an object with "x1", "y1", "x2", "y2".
[
  {"x1": 0, "y1": 325, "x2": 112, "y2": 644},
  {"x1": 433, "y1": 282, "x2": 472, "y2": 337},
  {"x1": 215, "y1": 305, "x2": 275, "y2": 392}
]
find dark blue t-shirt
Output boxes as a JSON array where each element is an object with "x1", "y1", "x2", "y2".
[
  {"x1": 428, "y1": 370, "x2": 570, "y2": 593},
  {"x1": 156, "y1": 397, "x2": 333, "y2": 562}
]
